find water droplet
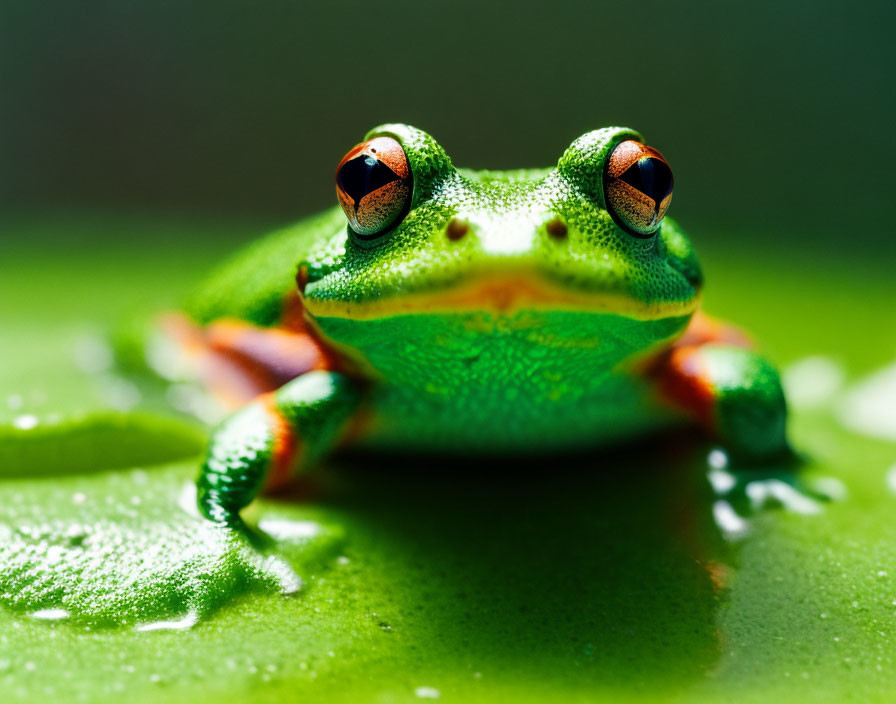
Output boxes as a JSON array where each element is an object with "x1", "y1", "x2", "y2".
[
  {"x1": 707, "y1": 448, "x2": 729, "y2": 470},
  {"x1": 415, "y1": 686, "x2": 441, "y2": 699},
  {"x1": 258, "y1": 519, "x2": 322, "y2": 542},
  {"x1": 712, "y1": 500, "x2": 751, "y2": 541},
  {"x1": 809, "y1": 476, "x2": 848, "y2": 501},
  {"x1": 73, "y1": 333, "x2": 113, "y2": 374},
  {"x1": 98, "y1": 375, "x2": 141, "y2": 410},
  {"x1": 886, "y1": 464, "x2": 896, "y2": 496},
  {"x1": 136, "y1": 611, "x2": 198, "y2": 632},
  {"x1": 13, "y1": 415, "x2": 38, "y2": 430},
  {"x1": 783, "y1": 356, "x2": 844, "y2": 409},
  {"x1": 30, "y1": 609, "x2": 70, "y2": 621},
  {"x1": 745, "y1": 479, "x2": 822, "y2": 515},
  {"x1": 837, "y1": 360, "x2": 896, "y2": 441},
  {"x1": 707, "y1": 468, "x2": 736, "y2": 495}
]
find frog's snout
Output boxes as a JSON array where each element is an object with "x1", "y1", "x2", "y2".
[
  {"x1": 444, "y1": 214, "x2": 569, "y2": 243},
  {"x1": 442, "y1": 212, "x2": 569, "y2": 257}
]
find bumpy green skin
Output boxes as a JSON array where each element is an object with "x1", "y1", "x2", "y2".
[
  {"x1": 197, "y1": 372, "x2": 361, "y2": 524},
  {"x1": 190, "y1": 124, "x2": 788, "y2": 522},
  {"x1": 698, "y1": 344, "x2": 789, "y2": 458}
]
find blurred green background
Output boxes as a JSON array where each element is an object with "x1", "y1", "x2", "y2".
[{"x1": 2, "y1": 0, "x2": 894, "y2": 262}]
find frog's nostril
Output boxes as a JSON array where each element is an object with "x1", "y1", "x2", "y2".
[
  {"x1": 545, "y1": 217, "x2": 568, "y2": 239},
  {"x1": 445, "y1": 217, "x2": 470, "y2": 241}
]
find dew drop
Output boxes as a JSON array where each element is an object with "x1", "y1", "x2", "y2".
[
  {"x1": 13, "y1": 415, "x2": 38, "y2": 430},
  {"x1": 135, "y1": 611, "x2": 198, "y2": 632},
  {"x1": 707, "y1": 448, "x2": 729, "y2": 470},
  {"x1": 712, "y1": 500, "x2": 751, "y2": 541},
  {"x1": 415, "y1": 686, "x2": 441, "y2": 699},
  {"x1": 745, "y1": 479, "x2": 822, "y2": 515},
  {"x1": 783, "y1": 356, "x2": 844, "y2": 409},
  {"x1": 258, "y1": 519, "x2": 322, "y2": 542},
  {"x1": 30, "y1": 609, "x2": 70, "y2": 621},
  {"x1": 837, "y1": 360, "x2": 896, "y2": 441}
]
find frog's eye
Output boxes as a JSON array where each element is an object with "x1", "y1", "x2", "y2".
[
  {"x1": 335, "y1": 136, "x2": 412, "y2": 239},
  {"x1": 604, "y1": 140, "x2": 673, "y2": 237}
]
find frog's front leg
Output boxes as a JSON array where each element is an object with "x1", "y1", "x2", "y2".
[
  {"x1": 197, "y1": 371, "x2": 364, "y2": 524},
  {"x1": 653, "y1": 334, "x2": 789, "y2": 461}
]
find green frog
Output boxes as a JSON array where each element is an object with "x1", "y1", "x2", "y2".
[{"x1": 168, "y1": 123, "x2": 788, "y2": 524}]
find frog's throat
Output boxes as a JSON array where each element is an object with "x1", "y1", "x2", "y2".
[{"x1": 303, "y1": 275, "x2": 699, "y2": 322}]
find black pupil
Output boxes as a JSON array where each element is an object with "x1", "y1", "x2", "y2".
[
  {"x1": 619, "y1": 157, "x2": 673, "y2": 213},
  {"x1": 337, "y1": 155, "x2": 400, "y2": 211}
]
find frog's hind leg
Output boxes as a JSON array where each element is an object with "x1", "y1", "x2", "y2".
[
  {"x1": 651, "y1": 313, "x2": 790, "y2": 460},
  {"x1": 159, "y1": 310, "x2": 335, "y2": 410}
]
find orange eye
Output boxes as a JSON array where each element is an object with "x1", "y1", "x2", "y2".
[
  {"x1": 604, "y1": 140, "x2": 673, "y2": 237},
  {"x1": 335, "y1": 136, "x2": 412, "y2": 238}
]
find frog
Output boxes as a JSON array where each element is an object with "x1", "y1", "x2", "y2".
[{"x1": 166, "y1": 123, "x2": 789, "y2": 525}]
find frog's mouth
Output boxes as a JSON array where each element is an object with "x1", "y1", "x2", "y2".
[{"x1": 302, "y1": 274, "x2": 698, "y2": 323}]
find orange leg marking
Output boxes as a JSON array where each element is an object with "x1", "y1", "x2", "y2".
[
  {"x1": 160, "y1": 312, "x2": 336, "y2": 409},
  {"x1": 676, "y1": 311, "x2": 753, "y2": 349},
  {"x1": 655, "y1": 345, "x2": 718, "y2": 429},
  {"x1": 648, "y1": 312, "x2": 753, "y2": 431},
  {"x1": 260, "y1": 394, "x2": 300, "y2": 491}
]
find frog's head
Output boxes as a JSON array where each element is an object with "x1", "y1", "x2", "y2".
[{"x1": 300, "y1": 124, "x2": 702, "y2": 372}]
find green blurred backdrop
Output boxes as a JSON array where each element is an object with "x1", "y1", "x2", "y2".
[{"x1": 1, "y1": 0, "x2": 894, "y2": 260}]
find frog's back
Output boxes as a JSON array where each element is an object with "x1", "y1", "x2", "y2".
[{"x1": 185, "y1": 208, "x2": 343, "y2": 327}]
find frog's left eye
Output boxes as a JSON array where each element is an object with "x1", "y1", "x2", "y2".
[
  {"x1": 604, "y1": 140, "x2": 674, "y2": 237},
  {"x1": 335, "y1": 136, "x2": 412, "y2": 239}
]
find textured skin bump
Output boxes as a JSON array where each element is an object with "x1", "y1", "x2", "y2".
[
  {"x1": 197, "y1": 402, "x2": 278, "y2": 523},
  {"x1": 197, "y1": 371, "x2": 363, "y2": 522},
  {"x1": 365, "y1": 123, "x2": 455, "y2": 209},
  {"x1": 556, "y1": 127, "x2": 642, "y2": 208},
  {"x1": 272, "y1": 371, "x2": 363, "y2": 468}
]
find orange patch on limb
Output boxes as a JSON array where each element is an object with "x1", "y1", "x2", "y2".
[
  {"x1": 206, "y1": 320, "x2": 330, "y2": 382},
  {"x1": 160, "y1": 305, "x2": 340, "y2": 409},
  {"x1": 655, "y1": 345, "x2": 718, "y2": 430},
  {"x1": 261, "y1": 394, "x2": 300, "y2": 491},
  {"x1": 677, "y1": 311, "x2": 753, "y2": 349}
]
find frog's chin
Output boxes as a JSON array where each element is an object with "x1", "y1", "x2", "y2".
[{"x1": 303, "y1": 274, "x2": 698, "y2": 323}]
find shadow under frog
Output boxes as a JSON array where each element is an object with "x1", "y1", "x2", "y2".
[{"x1": 262, "y1": 430, "x2": 732, "y2": 691}]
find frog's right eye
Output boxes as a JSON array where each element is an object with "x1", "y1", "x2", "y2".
[
  {"x1": 335, "y1": 137, "x2": 413, "y2": 239},
  {"x1": 604, "y1": 139, "x2": 673, "y2": 237}
]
